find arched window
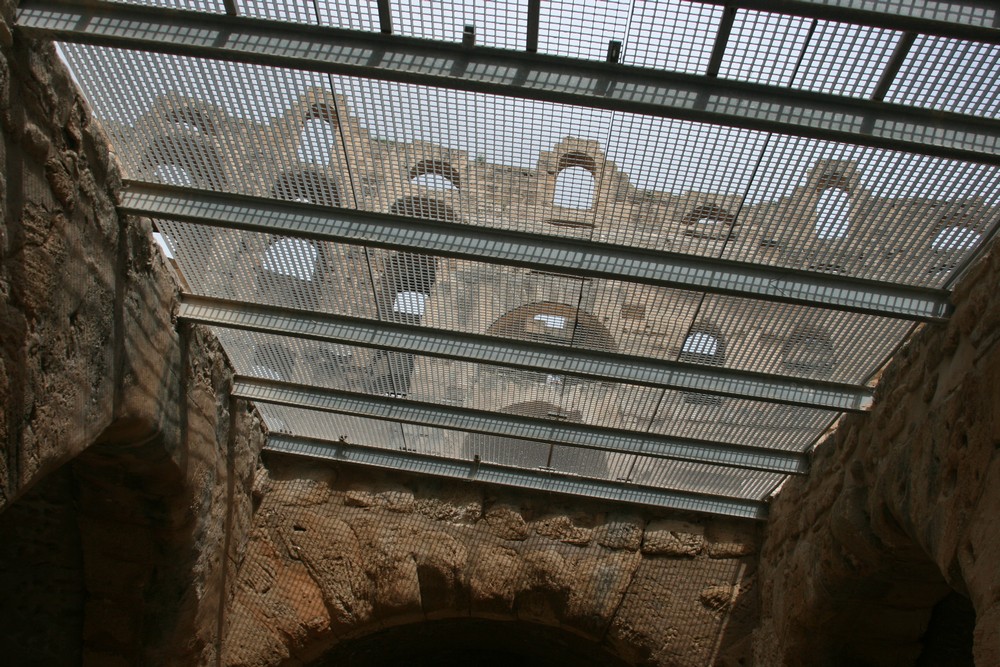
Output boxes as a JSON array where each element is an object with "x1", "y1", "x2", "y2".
[
  {"x1": 262, "y1": 238, "x2": 318, "y2": 281},
  {"x1": 409, "y1": 159, "x2": 460, "y2": 190},
  {"x1": 815, "y1": 189, "x2": 851, "y2": 240},
  {"x1": 554, "y1": 166, "x2": 595, "y2": 209},
  {"x1": 679, "y1": 331, "x2": 725, "y2": 366},
  {"x1": 782, "y1": 326, "x2": 836, "y2": 379},
  {"x1": 489, "y1": 302, "x2": 617, "y2": 351},
  {"x1": 392, "y1": 291, "x2": 428, "y2": 318},
  {"x1": 380, "y1": 252, "x2": 436, "y2": 325},
  {"x1": 376, "y1": 198, "x2": 457, "y2": 324},
  {"x1": 297, "y1": 104, "x2": 339, "y2": 166},
  {"x1": 932, "y1": 226, "x2": 981, "y2": 251}
]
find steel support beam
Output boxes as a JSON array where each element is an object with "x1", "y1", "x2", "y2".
[
  {"x1": 690, "y1": 0, "x2": 1000, "y2": 44},
  {"x1": 16, "y1": 0, "x2": 1000, "y2": 163},
  {"x1": 267, "y1": 433, "x2": 770, "y2": 519},
  {"x1": 122, "y1": 183, "x2": 952, "y2": 321},
  {"x1": 182, "y1": 293, "x2": 872, "y2": 411},
  {"x1": 234, "y1": 377, "x2": 810, "y2": 474}
]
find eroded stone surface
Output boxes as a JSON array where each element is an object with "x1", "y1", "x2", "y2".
[
  {"x1": 756, "y1": 240, "x2": 1000, "y2": 667},
  {"x1": 0, "y1": 3, "x2": 266, "y2": 664},
  {"x1": 222, "y1": 462, "x2": 759, "y2": 667}
]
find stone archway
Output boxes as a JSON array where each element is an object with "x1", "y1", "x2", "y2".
[{"x1": 221, "y1": 457, "x2": 761, "y2": 667}]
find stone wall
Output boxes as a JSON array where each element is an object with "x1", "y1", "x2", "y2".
[
  {"x1": 222, "y1": 457, "x2": 760, "y2": 667},
  {"x1": 0, "y1": 2, "x2": 265, "y2": 664},
  {"x1": 755, "y1": 237, "x2": 1000, "y2": 666}
]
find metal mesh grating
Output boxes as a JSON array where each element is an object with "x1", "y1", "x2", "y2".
[
  {"x1": 33, "y1": 0, "x2": 1000, "y2": 516},
  {"x1": 163, "y1": 219, "x2": 914, "y2": 387},
  {"x1": 254, "y1": 403, "x2": 785, "y2": 502},
  {"x1": 214, "y1": 325, "x2": 837, "y2": 451}
]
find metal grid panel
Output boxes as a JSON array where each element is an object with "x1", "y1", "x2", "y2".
[
  {"x1": 183, "y1": 295, "x2": 873, "y2": 411},
  {"x1": 162, "y1": 218, "x2": 915, "y2": 387},
  {"x1": 265, "y1": 431, "x2": 770, "y2": 519},
  {"x1": 792, "y1": 21, "x2": 902, "y2": 97},
  {"x1": 214, "y1": 326, "x2": 836, "y2": 450},
  {"x1": 886, "y1": 35, "x2": 1000, "y2": 118},
  {"x1": 31, "y1": 0, "x2": 1000, "y2": 515},
  {"x1": 104, "y1": 0, "x2": 223, "y2": 10},
  {"x1": 391, "y1": 0, "x2": 527, "y2": 49},
  {"x1": 623, "y1": 1, "x2": 722, "y2": 73},
  {"x1": 36, "y1": 7, "x2": 1000, "y2": 163},
  {"x1": 724, "y1": 135, "x2": 1000, "y2": 287},
  {"x1": 53, "y1": 45, "x2": 1000, "y2": 289},
  {"x1": 235, "y1": 0, "x2": 378, "y2": 29},
  {"x1": 256, "y1": 404, "x2": 785, "y2": 504},
  {"x1": 719, "y1": 10, "x2": 813, "y2": 87},
  {"x1": 537, "y1": 0, "x2": 631, "y2": 61},
  {"x1": 235, "y1": 377, "x2": 809, "y2": 472}
]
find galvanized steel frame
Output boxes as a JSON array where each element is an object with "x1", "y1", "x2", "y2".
[
  {"x1": 692, "y1": 0, "x2": 1000, "y2": 43},
  {"x1": 233, "y1": 377, "x2": 811, "y2": 474},
  {"x1": 123, "y1": 183, "x2": 953, "y2": 321},
  {"x1": 16, "y1": 0, "x2": 1000, "y2": 164},
  {"x1": 182, "y1": 294, "x2": 873, "y2": 411},
  {"x1": 266, "y1": 433, "x2": 770, "y2": 519}
]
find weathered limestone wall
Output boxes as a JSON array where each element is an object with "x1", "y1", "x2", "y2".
[
  {"x1": 755, "y1": 238, "x2": 1000, "y2": 666},
  {"x1": 0, "y1": 2, "x2": 265, "y2": 664},
  {"x1": 223, "y1": 456, "x2": 760, "y2": 667}
]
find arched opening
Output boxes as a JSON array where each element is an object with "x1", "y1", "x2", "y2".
[
  {"x1": 932, "y1": 226, "x2": 981, "y2": 251},
  {"x1": 554, "y1": 153, "x2": 597, "y2": 209},
  {"x1": 815, "y1": 189, "x2": 851, "y2": 240},
  {"x1": 271, "y1": 169, "x2": 342, "y2": 208},
  {"x1": 297, "y1": 104, "x2": 340, "y2": 166},
  {"x1": 0, "y1": 424, "x2": 191, "y2": 665},
  {"x1": 487, "y1": 302, "x2": 617, "y2": 352},
  {"x1": 409, "y1": 159, "x2": 461, "y2": 190},
  {"x1": 554, "y1": 166, "x2": 595, "y2": 209},
  {"x1": 378, "y1": 252, "x2": 437, "y2": 325},
  {"x1": 782, "y1": 325, "x2": 836, "y2": 379},
  {"x1": 311, "y1": 618, "x2": 630, "y2": 667},
  {"x1": 462, "y1": 401, "x2": 606, "y2": 476}
]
